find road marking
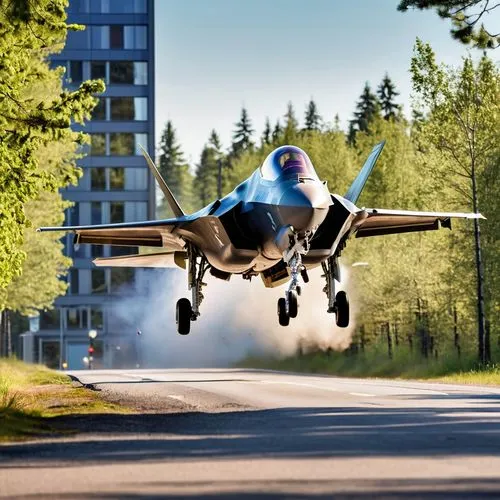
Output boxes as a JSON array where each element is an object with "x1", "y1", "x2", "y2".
[{"x1": 350, "y1": 392, "x2": 376, "y2": 397}]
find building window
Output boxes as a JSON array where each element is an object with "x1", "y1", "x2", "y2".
[
  {"x1": 134, "y1": 134, "x2": 148, "y2": 155},
  {"x1": 91, "y1": 133, "x2": 106, "y2": 155},
  {"x1": 91, "y1": 61, "x2": 106, "y2": 80},
  {"x1": 91, "y1": 270, "x2": 107, "y2": 294},
  {"x1": 110, "y1": 201, "x2": 125, "y2": 223},
  {"x1": 110, "y1": 25, "x2": 124, "y2": 49},
  {"x1": 110, "y1": 268, "x2": 134, "y2": 293},
  {"x1": 110, "y1": 133, "x2": 134, "y2": 155},
  {"x1": 124, "y1": 26, "x2": 147, "y2": 49},
  {"x1": 126, "y1": 168, "x2": 148, "y2": 190},
  {"x1": 110, "y1": 97, "x2": 134, "y2": 120},
  {"x1": 69, "y1": 269, "x2": 79, "y2": 295},
  {"x1": 86, "y1": 0, "x2": 147, "y2": 13},
  {"x1": 110, "y1": 61, "x2": 133, "y2": 84},
  {"x1": 91, "y1": 245, "x2": 104, "y2": 258},
  {"x1": 66, "y1": 307, "x2": 88, "y2": 329},
  {"x1": 91, "y1": 202, "x2": 102, "y2": 225},
  {"x1": 91, "y1": 306, "x2": 104, "y2": 329},
  {"x1": 91, "y1": 26, "x2": 110, "y2": 49},
  {"x1": 91, "y1": 169, "x2": 106, "y2": 190},
  {"x1": 134, "y1": 62, "x2": 147, "y2": 85},
  {"x1": 93, "y1": 98, "x2": 106, "y2": 120},
  {"x1": 69, "y1": 61, "x2": 83, "y2": 83},
  {"x1": 110, "y1": 167, "x2": 125, "y2": 190},
  {"x1": 134, "y1": 97, "x2": 147, "y2": 120}
]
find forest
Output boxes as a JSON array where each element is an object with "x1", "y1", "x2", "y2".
[{"x1": 157, "y1": 42, "x2": 499, "y2": 366}]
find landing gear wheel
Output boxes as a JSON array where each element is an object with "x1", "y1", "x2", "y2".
[
  {"x1": 301, "y1": 268, "x2": 310, "y2": 283},
  {"x1": 296, "y1": 285, "x2": 302, "y2": 296},
  {"x1": 278, "y1": 298, "x2": 290, "y2": 327},
  {"x1": 335, "y1": 291, "x2": 349, "y2": 328},
  {"x1": 176, "y1": 298, "x2": 192, "y2": 335},
  {"x1": 288, "y1": 290, "x2": 298, "y2": 319}
]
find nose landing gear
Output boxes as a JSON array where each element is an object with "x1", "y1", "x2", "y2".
[{"x1": 277, "y1": 231, "x2": 313, "y2": 326}]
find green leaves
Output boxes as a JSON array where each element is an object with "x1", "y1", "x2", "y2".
[{"x1": 0, "y1": 0, "x2": 100, "y2": 299}]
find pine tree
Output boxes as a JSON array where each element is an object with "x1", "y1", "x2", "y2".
[
  {"x1": 208, "y1": 129, "x2": 222, "y2": 153},
  {"x1": 272, "y1": 120, "x2": 283, "y2": 144},
  {"x1": 283, "y1": 102, "x2": 299, "y2": 143},
  {"x1": 304, "y1": 99, "x2": 322, "y2": 131},
  {"x1": 158, "y1": 121, "x2": 184, "y2": 196},
  {"x1": 195, "y1": 145, "x2": 219, "y2": 207},
  {"x1": 261, "y1": 118, "x2": 272, "y2": 146},
  {"x1": 231, "y1": 107, "x2": 254, "y2": 157},
  {"x1": 377, "y1": 74, "x2": 401, "y2": 120},
  {"x1": 157, "y1": 121, "x2": 193, "y2": 215},
  {"x1": 348, "y1": 83, "x2": 381, "y2": 143}
]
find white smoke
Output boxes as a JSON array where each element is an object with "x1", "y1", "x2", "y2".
[{"x1": 108, "y1": 265, "x2": 357, "y2": 368}]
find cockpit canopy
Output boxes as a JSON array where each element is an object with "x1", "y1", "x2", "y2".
[{"x1": 260, "y1": 146, "x2": 319, "y2": 181}]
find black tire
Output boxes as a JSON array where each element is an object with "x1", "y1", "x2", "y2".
[
  {"x1": 278, "y1": 298, "x2": 290, "y2": 327},
  {"x1": 335, "y1": 291, "x2": 349, "y2": 328},
  {"x1": 176, "y1": 298, "x2": 192, "y2": 335},
  {"x1": 288, "y1": 290, "x2": 298, "y2": 318},
  {"x1": 301, "y1": 268, "x2": 310, "y2": 283}
]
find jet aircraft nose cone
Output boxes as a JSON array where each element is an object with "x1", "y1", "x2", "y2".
[
  {"x1": 278, "y1": 182, "x2": 331, "y2": 233},
  {"x1": 280, "y1": 182, "x2": 331, "y2": 210}
]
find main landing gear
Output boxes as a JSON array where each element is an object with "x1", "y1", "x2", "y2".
[
  {"x1": 176, "y1": 246, "x2": 209, "y2": 335},
  {"x1": 277, "y1": 231, "x2": 311, "y2": 327},
  {"x1": 322, "y1": 256, "x2": 349, "y2": 328}
]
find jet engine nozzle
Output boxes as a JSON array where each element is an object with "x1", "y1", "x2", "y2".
[{"x1": 278, "y1": 182, "x2": 331, "y2": 234}]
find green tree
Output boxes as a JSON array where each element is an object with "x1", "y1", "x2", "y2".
[
  {"x1": 157, "y1": 120, "x2": 193, "y2": 215},
  {"x1": 0, "y1": 0, "x2": 103, "y2": 293},
  {"x1": 283, "y1": 102, "x2": 299, "y2": 143},
  {"x1": 272, "y1": 120, "x2": 283, "y2": 144},
  {"x1": 377, "y1": 74, "x2": 401, "y2": 120},
  {"x1": 261, "y1": 117, "x2": 272, "y2": 147},
  {"x1": 231, "y1": 107, "x2": 254, "y2": 157},
  {"x1": 304, "y1": 99, "x2": 322, "y2": 131},
  {"x1": 398, "y1": 0, "x2": 499, "y2": 49},
  {"x1": 195, "y1": 130, "x2": 226, "y2": 207},
  {"x1": 348, "y1": 83, "x2": 381, "y2": 144},
  {"x1": 411, "y1": 39, "x2": 500, "y2": 362}
]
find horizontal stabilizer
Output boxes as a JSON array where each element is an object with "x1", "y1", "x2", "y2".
[
  {"x1": 93, "y1": 251, "x2": 187, "y2": 268},
  {"x1": 140, "y1": 145, "x2": 185, "y2": 218},
  {"x1": 345, "y1": 141, "x2": 386, "y2": 204}
]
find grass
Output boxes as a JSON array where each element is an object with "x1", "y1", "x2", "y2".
[
  {"x1": 237, "y1": 347, "x2": 500, "y2": 386},
  {"x1": 0, "y1": 358, "x2": 129, "y2": 442}
]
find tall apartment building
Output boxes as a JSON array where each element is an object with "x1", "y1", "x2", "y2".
[{"x1": 34, "y1": 0, "x2": 155, "y2": 369}]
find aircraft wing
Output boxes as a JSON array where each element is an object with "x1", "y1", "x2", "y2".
[
  {"x1": 93, "y1": 251, "x2": 187, "y2": 268},
  {"x1": 354, "y1": 208, "x2": 485, "y2": 238},
  {"x1": 37, "y1": 217, "x2": 189, "y2": 250}
]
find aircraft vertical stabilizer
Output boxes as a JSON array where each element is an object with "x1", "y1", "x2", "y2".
[
  {"x1": 344, "y1": 140, "x2": 386, "y2": 204},
  {"x1": 140, "y1": 145, "x2": 185, "y2": 218}
]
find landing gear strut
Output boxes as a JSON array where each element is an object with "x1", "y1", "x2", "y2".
[
  {"x1": 176, "y1": 245, "x2": 209, "y2": 335},
  {"x1": 277, "y1": 230, "x2": 313, "y2": 326},
  {"x1": 322, "y1": 256, "x2": 350, "y2": 328}
]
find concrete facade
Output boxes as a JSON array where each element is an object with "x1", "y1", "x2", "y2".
[{"x1": 37, "y1": 0, "x2": 155, "y2": 369}]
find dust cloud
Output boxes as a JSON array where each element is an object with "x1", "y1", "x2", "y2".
[{"x1": 108, "y1": 265, "x2": 357, "y2": 368}]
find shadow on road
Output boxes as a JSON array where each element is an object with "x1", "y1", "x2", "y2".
[
  {"x1": 1, "y1": 404, "x2": 500, "y2": 467},
  {"x1": 6, "y1": 478, "x2": 500, "y2": 499}
]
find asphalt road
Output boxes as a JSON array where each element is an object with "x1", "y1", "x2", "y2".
[{"x1": 2, "y1": 368, "x2": 500, "y2": 499}]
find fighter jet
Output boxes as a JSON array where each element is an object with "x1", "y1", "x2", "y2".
[{"x1": 39, "y1": 142, "x2": 483, "y2": 334}]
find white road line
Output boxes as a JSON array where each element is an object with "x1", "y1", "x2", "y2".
[{"x1": 350, "y1": 392, "x2": 376, "y2": 397}]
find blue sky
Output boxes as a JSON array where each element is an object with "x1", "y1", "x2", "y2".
[{"x1": 154, "y1": 0, "x2": 498, "y2": 164}]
